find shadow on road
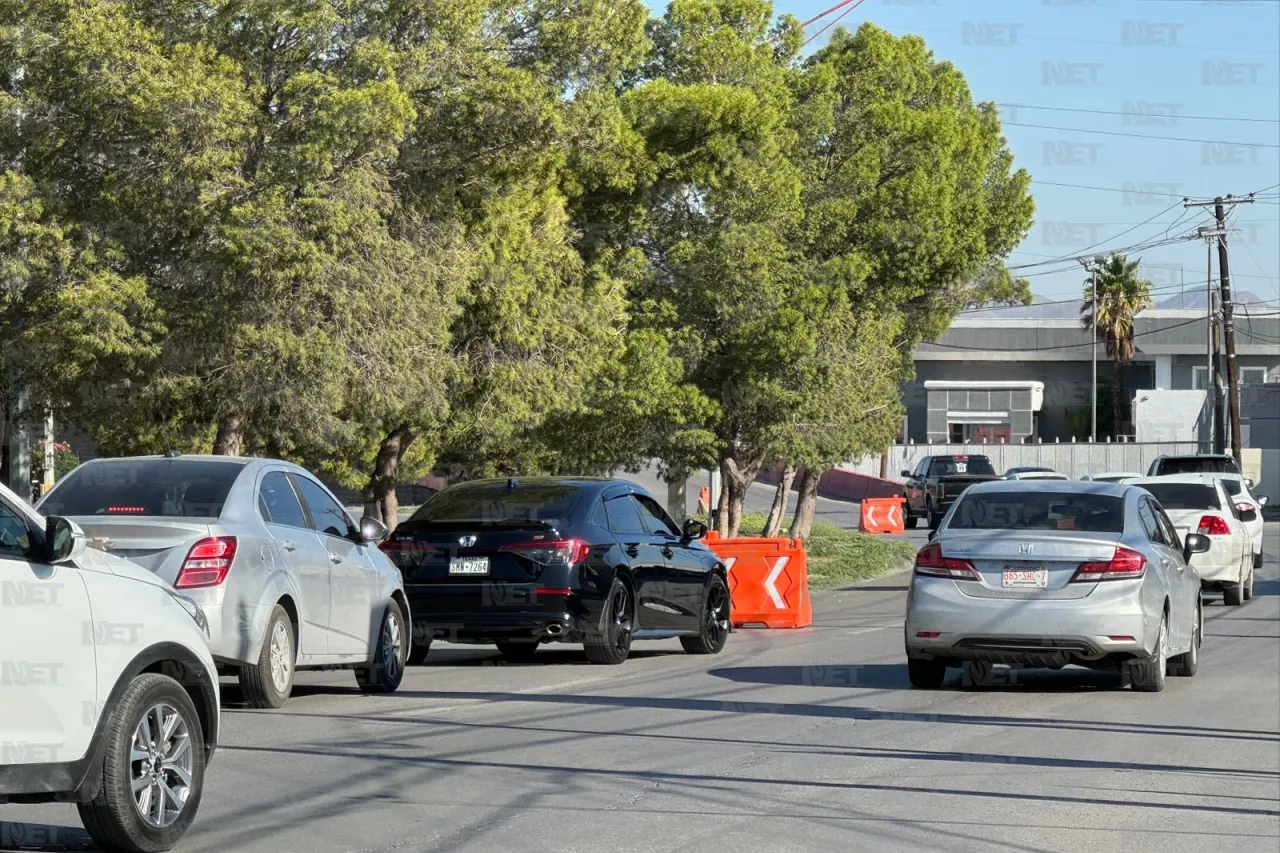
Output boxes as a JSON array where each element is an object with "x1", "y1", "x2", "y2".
[
  {"x1": 0, "y1": 823, "x2": 94, "y2": 852},
  {"x1": 708, "y1": 663, "x2": 1153, "y2": 694}
]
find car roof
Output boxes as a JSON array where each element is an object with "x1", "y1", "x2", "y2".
[
  {"x1": 80, "y1": 454, "x2": 254, "y2": 465},
  {"x1": 1156, "y1": 454, "x2": 1235, "y2": 462},
  {"x1": 1127, "y1": 474, "x2": 1224, "y2": 486},
  {"x1": 964, "y1": 479, "x2": 1131, "y2": 498},
  {"x1": 441, "y1": 476, "x2": 641, "y2": 495}
]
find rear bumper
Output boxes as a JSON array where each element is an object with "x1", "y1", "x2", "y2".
[
  {"x1": 905, "y1": 577, "x2": 1158, "y2": 665},
  {"x1": 406, "y1": 586, "x2": 596, "y2": 643}
]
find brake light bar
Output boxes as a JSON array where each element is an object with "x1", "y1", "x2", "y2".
[
  {"x1": 175, "y1": 537, "x2": 237, "y2": 588},
  {"x1": 107, "y1": 506, "x2": 147, "y2": 514},
  {"x1": 913, "y1": 542, "x2": 980, "y2": 581},
  {"x1": 1197, "y1": 515, "x2": 1231, "y2": 536},
  {"x1": 499, "y1": 539, "x2": 591, "y2": 566},
  {"x1": 1071, "y1": 546, "x2": 1146, "y2": 583}
]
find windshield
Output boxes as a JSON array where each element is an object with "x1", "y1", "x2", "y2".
[
  {"x1": 949, "y1": 491, "x2": 1125, "y2": 533},
  {"x1": 1158, "y1": 457, "x2": 1238, "y2": 476},
  {"x1": 39, "y1": 459, "x2": 245, "y2": 518},
  {"x1": 1140, "y1": 483, "x2": 1221, "y2": 511},
  {"x1": 407, "y1": 482, "x2": 584, "y2": 526},
  {"x1": 931, "y1": 457, "x2": 995, "y2": 476}
]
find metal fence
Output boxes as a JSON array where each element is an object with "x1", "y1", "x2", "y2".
[{"x1": 840, "y1": 441, "x2": 1207, "y2": 482}]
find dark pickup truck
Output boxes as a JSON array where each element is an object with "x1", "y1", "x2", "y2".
[{"x1": 901, "y1": 454, "x2": 1002, "y2": 529}]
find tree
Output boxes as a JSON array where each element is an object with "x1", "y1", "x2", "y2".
[{"x1": 1081, "y1": 254, "x2": 1153, "y2": 436}]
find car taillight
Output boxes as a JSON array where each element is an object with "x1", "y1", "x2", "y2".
[
  {"x1": 1197, "y1": 515, "x2": 1231, "y2": 536},
  {"x1": 913, "y1": 542, "x2": 979, "y2": 580},
  {"x1": 1233, "y1": 502, "x2": 1254, "y2": 515},
  {"x1": 499, "y1": 539, "x2": 591, "y2": 566},
  {"x1": 1071, "y1": 546, "x2": 1146, "y2": 583},
  {"x1": 175, "y1": 537, "x2": 237, "y2": 588}
]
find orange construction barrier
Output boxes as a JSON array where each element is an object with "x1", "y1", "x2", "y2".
[
  {"x1": 859, "y1": 496, "x2": 905, "y2": 534},
  {"x1": 703, "y1": 532, "x2": 812, "y2": 629}
]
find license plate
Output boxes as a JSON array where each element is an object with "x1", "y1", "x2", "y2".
[
  {"x1": 449, "y1": 557, "x2": 490, "y2": 576},
  {"x1": 1003, "y1": 563, "x2": 1047, "y2": 588}
]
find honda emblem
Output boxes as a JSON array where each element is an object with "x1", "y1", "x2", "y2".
[
  {"x1": 1018, "y1": 543, "x2": 1033, "y2": 555},
  {"x1": 459, "y1": 535, "x2": 476, "y2": 547}
]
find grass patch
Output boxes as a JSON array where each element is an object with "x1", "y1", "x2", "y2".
[{"x1": 723, "y1": 513, "x2": 919, "y2": 590}]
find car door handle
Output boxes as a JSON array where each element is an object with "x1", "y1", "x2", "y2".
[
  {"x1": 662, "y1": 546, "x2": 674, "y2": 559},
  {"x1": 281, "y1": 541, "x2": 297, "y2": 552},
  {"x1": 329, "y1": 553, "x2": 343, "y2": 564}
]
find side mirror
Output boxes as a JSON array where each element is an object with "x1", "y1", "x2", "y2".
[
  {"x1": 44, "y1": 516, "x2": 86, "y2": 564},
  {"x1": 1259, "y1": 496, "x2": 1269, "y2": 507},
  {"x1": 681, "y1": 519, "x2": 707, "y2": 541},
  {"x1": 927, "y1": 527, "x2": 938, "y2": 542},
  {"x1": 900, "y1": 470, "x2": 912, "y2": 479},
  {"x1": 1244, "y1": 478, "x2": 1254, "y2": 488},
  {"x1": 1183, "y1": 533, "x2": 1211, "y2": 561},
  {"x1": 358, "y1": 516, "x2": 389, "y2": 544}
]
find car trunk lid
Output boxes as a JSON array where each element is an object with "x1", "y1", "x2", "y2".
[
  {"x1": 940, "y1": 532, "x2": 1118, "y2": 600},
  {"x1": 382, "y1": 520, "x2": 569, "y2": 585},
  {"x1": 65, "y1": 517, "x2": 212, "y2": 580}
]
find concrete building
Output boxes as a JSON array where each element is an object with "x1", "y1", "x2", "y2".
[{"x1": 904, "y1": 308, "x2": 1280, "y2": 444}]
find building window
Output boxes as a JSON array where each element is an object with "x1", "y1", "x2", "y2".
[
  {"x1": 1193, "y1": 366, "x2": 1212, "y2": 391},
  {"x1": 949, "y1": 423, "x2": 964, "y2": 444},
  {"x1": 1240, "y1": 367, "x2": 1269, "y2": 386}
]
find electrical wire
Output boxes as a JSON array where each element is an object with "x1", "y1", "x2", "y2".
[
  {"x1": 1030, "y1": 180, "x2": 1191, "y2": 200},
  {"x1": 803, "y1": 0, "x2": 867, "y2": 48},
  {"x1": 1003, "y1": 122, "x2": 1280, "y2": 148},
  {"x1": 994, "y1": 104, "x2": 1280, "y2": 125}
]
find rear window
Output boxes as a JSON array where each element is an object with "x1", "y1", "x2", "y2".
[
  {"x1": 949, "y1": 492, "x2": 1125, "y2": 533},
  {"x1": 1157, "y1": 457, "x2": 1238, "y2": 476},
  {"x1": 1221, "y1": 479, "x2": 1243, "y2": 497},
  {"x1": 931, "y1": 457, "x2": 995, "y2": 476},
  {"x1": 1141, "y1": 483, "x2": 1221, "y2": 511},
  {"x1": 408, "y1": 482, "x2": 583, "y2": 526},
  {"x1": 40, "y1": 459, "x2": 245, "y2": 518}
]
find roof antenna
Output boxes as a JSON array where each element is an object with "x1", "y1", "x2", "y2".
[{"x1": 164, "y1": 449, "x2": 182, "y2": 459}]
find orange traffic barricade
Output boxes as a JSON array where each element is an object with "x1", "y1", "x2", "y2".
[
  {"x1": 859, "y1": 496, "x2": 905, "y2": 534},
  {"x1": 703, "y1": 532, "x2": 812, "y2": 629}
]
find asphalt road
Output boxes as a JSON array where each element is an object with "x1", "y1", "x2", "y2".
[{"x1": 3, "y1": 526, "x2": 1277, "y2": 853}]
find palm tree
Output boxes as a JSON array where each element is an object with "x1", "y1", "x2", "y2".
[{"x1": 1080, "y1": 254, "x2": 1153, "y2": 437}]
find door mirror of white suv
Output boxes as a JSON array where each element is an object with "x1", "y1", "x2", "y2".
[
  {"x1": 358, "y1": 516, "x2": 389, "y2": 544},
  {"x1": 1259, "y1": 496, "x2": 1270, "y2": 507},
  {"x1": 44, "y1": 516, "x2": 86, "y2": 564}
]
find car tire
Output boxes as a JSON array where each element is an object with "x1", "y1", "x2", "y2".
[
  {"x1": 239, "y1": 604, "x2": 294, "y2": 709},
  {"x1": 495, "y1": 641, "x2": 540, "y2": 662},
  {"x1": 77, "y1": 673, "x2": 206, "y2": 853},
  {"x1": 1223, "y1": 581, "x2": 1244, "y2": 607},
  {"x1": 1243, "y1": 565, "x2": 1254, "y2": 601},
  {"x1": 1168, "y1": 604, "x2": 1200, "y2": 678},
  {"x1": 1128, "y1": 616, "x2": 1168, "y2": 693},
  {"x1": 356, "y1": 599, "x2": 408, "y2": 694},
  {"x1": 903, "y1": 501, "x2": 918, "y2": 530},
  {"x1": 926, "y1": 500, "x2": 941, "y2": 531},
  {"x1": 584, "y1": 579, "x2": 633, "y2": 665},
  {"x1": 407, "y1": 639, "x2": 432, "y2": 667},
  {"x1": 907, "y1": 658, "x2": 947, "y2": 689},
  {"x1": 680, "y1": 574, "x2": 730, "y2": 655},
  {"x1": 1254, "y1": 549, "x2": 1263, "y2": 570}
]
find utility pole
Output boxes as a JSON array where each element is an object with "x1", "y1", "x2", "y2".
[
  {"x1": 1197, "y1": 225, "x2": 1226, "y2": 453},
  {"x1": 1076, "y1": 254, "x2": 1108, "y2": 442},
  {"x1": 1186, "y1": 194, "x2": 1255, "y2": 464}
]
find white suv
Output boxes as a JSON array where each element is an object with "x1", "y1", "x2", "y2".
[{"x1": 0, "y1": 483, "x2": 219, "y2": 852}]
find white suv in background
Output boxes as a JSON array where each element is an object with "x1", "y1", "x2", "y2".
[{"x1": 0, "y1": 483, "x2": 219, "y2": 852}]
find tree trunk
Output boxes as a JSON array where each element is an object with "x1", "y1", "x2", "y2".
[
  {"x1": 714, "y1": 460, "x2": 731, "y2": 538},
  {"x1": 721, "y1": 456, "x2": 762, "y2": 539},
  {"x1": 212, "y1": 416, "x2": 244, "y2": 456},
  {"x1": 667, "y1": 475, "x2": 688, "y2": 525},
  {"x1": 789, "y1": 466, "x2": 822, "y2": 542},
  {"x1": 762, "y1": 463, "x2": 796, "y2": 538},
  {"x1": 1112, "y1": 362, "x2": 1125, "y2": 439},
  {"x1": 364, "y1": 425, "x2": 414, "y2": 536}
]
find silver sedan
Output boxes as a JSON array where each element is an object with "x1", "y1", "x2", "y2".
[
  {"x1": 904, "y1": 480, "x2": 1210, "y2": 693},
  {"x1": 37, "y1": 453, "x2": 410, "y2": 708}
]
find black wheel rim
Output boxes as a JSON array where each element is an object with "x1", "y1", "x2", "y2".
[
  {"x1": 612, "y1": 586, "x2": 632, "y2": 652},
  {"x1": 706, "y1": 584, "x2": 729, "y2": 649}
]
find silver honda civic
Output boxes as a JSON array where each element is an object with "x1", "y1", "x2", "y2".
[
  {"x1": 37, "y1": 453, "x2": 410, "y2": 708},
  {"x1": 904, "y1": 480, "x2": 1210, "y2": 693}
]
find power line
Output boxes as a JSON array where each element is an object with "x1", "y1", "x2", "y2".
[
  {"x1": 1004, "y1": 122, "x2": 1280, "y2": 148},
  {"x1": 994, "y1": 103, "x2": 1280, "y2": 125},
  {"x1": 803, "y1": 0, "x2": 867, "y2": 47},
  {"x1": 954, "y1": 277, "x2": 1272, "y2": 316},
  {"x1": 875, "y1": 22, "x2": 1278, "y2": 55},
  {"x1": 1030, "y1": 180, "x2": 1192, "y2": 199},
  {"x1": 1009, "y1": 219, "x2": 1196, "y2": 271}
]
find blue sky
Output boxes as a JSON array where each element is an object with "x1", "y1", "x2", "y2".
[{"x1": 644, "y1": 0, "x2": 1280, "y2": 305}]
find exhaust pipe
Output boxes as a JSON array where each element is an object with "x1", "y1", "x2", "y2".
[{"x1": 544, "y1": 623, "x2": 564, "y2": 637}]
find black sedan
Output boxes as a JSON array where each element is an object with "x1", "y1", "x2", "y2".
[{"x1": 380, "y1": 477, "x2": 731, "y2": 665}]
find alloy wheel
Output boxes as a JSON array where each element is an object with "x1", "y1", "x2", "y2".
[
  {"x1": 130, "y1": 703, "x2": 194, "y2": 828},
  {"x1": 613, "y1": 586, "x2": 633, "y2": 652},
  {"x1": 383, "y1": 610, "x2": 403, "y2": 680},
  {"x1": 706, "y1": 584, "x2": 729, "y2": 649},
  {"x1": 269, "y1": 620, "x2": 292, "y2": 694}
]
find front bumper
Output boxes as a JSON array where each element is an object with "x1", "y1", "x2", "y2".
[{"x1": 905, "y1": 576, "x2": 1159, "y2": 665}]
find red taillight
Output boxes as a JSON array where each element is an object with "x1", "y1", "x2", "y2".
[
  {"x1": 1198, "y1": 515, "x2": 1231, "y2": 536},
  {"x1": 538, "y1": 588, "x2": 573, "y2": 596},
  {"x1": 499, "y1": 539, "x2": 591, "y2": 566},
  {"x1": 916, "y1": 631, "x2": 940, "y2": 638},
  {"x1": 1071, "y1": 546, "x2": 1146, "y2": 583},
  {"x1": 175, "y1": 537, "x2": 237, "y2": 588},
  {"x1": 108, "y1": 506, "x2": 147, "y2": 514},
  {"x1": 913, "y1": 542, "x2": 980, "y2": 581}
]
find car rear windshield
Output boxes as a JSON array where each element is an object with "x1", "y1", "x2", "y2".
[
  {"x1": 408, "y1": 482, "x2": 584, "y2": 526},
  {"x1": 932, "y1": 457, "x2": 995, "y2": 476},
  {"x1": 1141, "y1": 483, "x2": 1221, "y2": 511},
  {"x1": 949, "y1": 492, "x2": 1125, "y2": 532},
  {"x1": 39, "y1": 459, "x2": 245, "y2": 518},
  {"x1": 1157, "y1": 457, "x2": 1238, "y2": 475}
]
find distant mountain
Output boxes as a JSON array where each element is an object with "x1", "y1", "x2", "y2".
[{"x1": 1154, "y1": 290, "x2": 1269, "y2": 310}]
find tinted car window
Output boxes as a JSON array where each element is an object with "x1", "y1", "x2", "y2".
[
  {"x1": 39, "y1": 459, "x2": 244, "y2": 518},
  {"x1": 259, "y1": 472, "x2": 308, "y2": 529},
  {"x1": 604, "y1": 495, "x2": 648, "y2": 535},
  {"x1": 1137, "y1": 500, "x2": 1168, "y2": 545},
  {"x1": 0, "y1": 502, "x2": 33, "y2": 560},
  {"x1": 1221, "y1": 479, "x2": 1243, "y2": 497},
  {"x1": 950, "y1": 492, "x2": 1125, "y2": 532},
  {"x1": 1155, "y1": 508, "x2": 1182, "y2": 549},
  {"x1": 409, "y1": 482, "x2": 582, "y2": 526},
  {"x1": 291, "y1": 476, "x2": 354, "y2": 538},
  {"x1": 929, "y1": 457, "x2": 995, "y2": 477},
  {"x1": 1141, "y1": 483, "x2": 1221, "y2": 511},
  {"x1": 635, "y1": 495, "x2": 679, "y2": 537},
  {"x1": 1157, "y1": 457, "x2": 1239, "y2": 476}
]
